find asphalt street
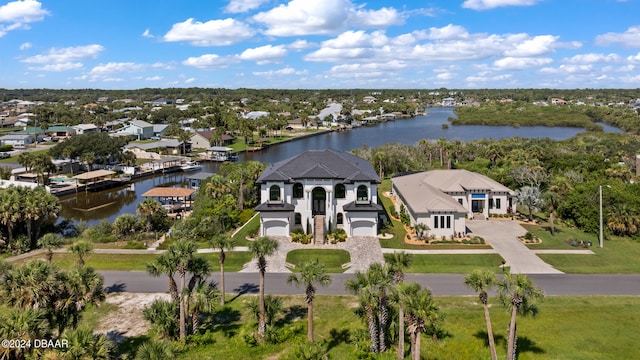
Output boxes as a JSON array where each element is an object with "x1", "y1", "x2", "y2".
[{"x1": 101, "y1": 271, "x2": 640, "y2": 297}]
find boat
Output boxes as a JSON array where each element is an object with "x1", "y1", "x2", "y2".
[{"x1": 180, "y1": 161, "x2": 202, "y2": 172}]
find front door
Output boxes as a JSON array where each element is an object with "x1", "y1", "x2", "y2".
[
  {"x1": 472, "y1": 200, "x2": 483, "y2": 213},
  {"x1": 312, "y1": 187, "x2": 326, "y2": 215}
]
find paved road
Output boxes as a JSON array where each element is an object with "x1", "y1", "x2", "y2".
[{"x1": 101, "y1": 271, "x2": 640, "y2": 296}]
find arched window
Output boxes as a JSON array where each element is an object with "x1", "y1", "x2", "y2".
[
  {"x1": 337, "y1": 213, "x2": 344, "y2": 225},
  {"x1": 356, "y1": 185, "x2": 368, "y2": 202},
  {"x1": 293, "y1": 183, "x2": 304, "y2": 198},
  {"x1": 269, "y1": 185, "x2": 281, "y2": 201},
  {"x1": 335, "y1": 183, "x2": 346, "y2": 198},
  {"x1": 294, "y1": 213, "x2": 302, "y2": 225}
]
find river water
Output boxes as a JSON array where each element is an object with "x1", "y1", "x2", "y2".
[{"x1": 59, "y1": 107, "x2": 622, "y2": 225}]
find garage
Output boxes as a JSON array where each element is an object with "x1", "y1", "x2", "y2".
[
  {"x1": 350, "y1": 220, "x2": 375, "y2": 237},
  {"x1": 262, "y1": 220, "x2": 289, "y2": 237}
]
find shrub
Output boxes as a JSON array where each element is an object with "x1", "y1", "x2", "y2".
[
  {"x1": 0, "y1": 145, "x2": 12, "y2": 152},
  {"x1": 238, "y1": 209, "x2": 255, "y2": 224},
  {"x1": 333, "y1": 228, "x2": 347, "y2": 242},
  {"x1": 124, "y1": 240, "x2": 146, "y2": 249},
  {"x1": 524, "y1": 232, "x2": 534, "y2": 240}
]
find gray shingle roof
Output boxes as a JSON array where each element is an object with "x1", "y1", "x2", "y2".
[{"x1": 256, "y1": 149, "x2": 380, "y2": 184}]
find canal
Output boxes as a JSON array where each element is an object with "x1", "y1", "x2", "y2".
[{"x1": 59, "y1": 107, "x2": 622, "y2": 225}]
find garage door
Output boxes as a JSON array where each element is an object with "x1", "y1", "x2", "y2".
[
  {"x1": 351, "y1": 220, "x2": 374, "y2": 237},
  {"x1": 264, "y1": 220, "x2": 288, "y2": 236}
]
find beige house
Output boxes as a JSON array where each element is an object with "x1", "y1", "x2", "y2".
[{"x1": 392, "y1": 170, "x2": 516, "y2": 238}]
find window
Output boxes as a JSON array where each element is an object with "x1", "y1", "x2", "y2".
[
  {"x1": 457, "y1": 198, "x2": 463, "y2": 205},
  {"x1": 446, "y1": 216, "x2": 451, "y2": 229},
  {"x1": 293, "y1": 183, "x2": 304, "y2": 199},
  {"x1": 434, "y1": 215, "x2": 451, "y2": 229},
  {"x1": 269, "y1": 185, "x2": 281, "y2": 201},
  {"x1": 489, "y1": 199, "x2": 494, "y2": 209},
  {"x1": 434, "y1": 216, "x2": 439, "y2": 229},
  {"x1": 356, "y1": 185, "x2": 368, "y2": 202},
  {"x1": 337, "y1": 213, "x2": 344, "y2": 225},
  {"x1": 496, "y1": 198, "x2": 501, "y2": 209},
  {"x1": 335, "y1": 184, "x2": 346, "y2": 198},
  {"x1": 294, "y1": 213, "x2": 302, "y2": 225}
]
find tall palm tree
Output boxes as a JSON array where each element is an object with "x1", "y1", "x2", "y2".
[
  {"x1": 0, "y1": 188, "x2": 20, "y2": 243},
  {"x1": 137, "y1": 198, "x2": 162, "y2": 233},
  {"x1": 464, "y1": 269, "x2": 498, "y2": 360},
  {"x1": 405, "y1": 286, "x2": 439, "y2": 360},
  {"x1": 37, "y1": 233, "x2": 63, "y2": 263},
  {"x1": 146, "y1": 252, "x2": 179, "y2": 303},
  {"x1": 392, "y1": 282, "x2": 421, "y2": 360},
  {"x1": 166, "y1": 240, "x2": 198, "y2": 342},
  {"x1": 387, "y1": 251, "x2": 413, "y2": 359},
  {"x1": 287, "y1": 259, "x2": 332, "y2": 342},
  {"x1": 208, "y1": 234, "x2": 235, "y2": 306},
  {"x1": 68, "y1": 240, "x2": 93, "y2": 266},
  {"x1": 248, "y1": 236, "x2": 279, "y2": 340},
  {"x1": 497, "y1": 273, "x2": 544, "y2": 360}
]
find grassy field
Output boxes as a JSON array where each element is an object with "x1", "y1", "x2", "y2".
[
  {"x1": 394, "y1": 253, "x2": 507, "y2": 273},
  {"x1": 286, "y1": 249, "x2": 351, "y2": 273},
  {"x1": 13, "y1": 252, "x2": 253, "y2": 272},
  {"x1": 104, "y1": 294, "x2": 640, "y2": 360}
]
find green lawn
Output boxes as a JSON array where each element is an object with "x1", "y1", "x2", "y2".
[
  {"x1": 134, "y1": 295, "x2": 640, "y2": 359},
  {"x1": 286, "y1": 249, "x2": 350, "y2": 273},
  {"x1": 231, "y1": 214, "x2": 259, "y2": 247},
  {"x1": 388, "y1": 253, "x2": 507, "y2": 273}
]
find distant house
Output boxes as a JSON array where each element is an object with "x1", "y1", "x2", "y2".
[
  {"x1": 442, "y1": 97, "x2": 456, "y2": 106},
  {"x1": 185, "y1": 172, "x2": 214, "y2": 190},
  {"x1": 551, "y1": 98, "x2": 567, "y2": 105},
  {"x1": 190, "y1": 130, "x2": 234, "y2": 149},
  {"x1": 152, "y1": 124, "x2": 169, "y2": 138},
  {"x1": 72, "y1": 124, "x2": 99, "y2": 135},
  {"x1": 19, "y1": 126, "x2": 76, "y2": 139},
  {"x1": 125, "y1": 139, "x2": 191, "y2": 156},
  {"x1": 152, "y1": 98, "x2": 173, "y2": 106},
  {"x1": 0, "y1": 134, "x2": 35, "y2": 148},
  {"x1": 117, "y1": 120, "x2": 154, "y2": 140},
  {"x1": 243, "y1": 111, "x2": 270, "y2": 120},
  {"x1": 362, "y1": 96, "x2": 377, "y2": 104}
]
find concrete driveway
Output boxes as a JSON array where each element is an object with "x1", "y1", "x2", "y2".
[{"x1": 466, "y1": 220, "x2": 564, "y2": 274}]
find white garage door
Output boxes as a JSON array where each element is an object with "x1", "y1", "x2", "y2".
[
  {"x1": 264, "y1": 220, "x2": 288, "y2": 237},
  {"x1": 351, "y1": 220, "x2": 374, "y2": 237}
]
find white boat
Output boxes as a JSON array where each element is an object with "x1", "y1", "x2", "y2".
[{"x1": 180, "y1": 161, "x2": 202, "y2": 172}]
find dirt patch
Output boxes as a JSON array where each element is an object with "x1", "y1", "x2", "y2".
[{"x1": 95, "y1": 292, "x2": 170, "y2": 342}]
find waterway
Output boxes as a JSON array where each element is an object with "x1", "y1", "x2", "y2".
[{"x1": 59, "y1": 107, "x2": 623, "y2": 226}]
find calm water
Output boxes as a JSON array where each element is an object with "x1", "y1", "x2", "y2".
[{"x1": 59, "y1": 107, "x2": 622, "y2": 225}]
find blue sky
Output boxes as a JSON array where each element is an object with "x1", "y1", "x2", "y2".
[{"x1": 0, "y1": 0, "x2": 639, "y2": 89}]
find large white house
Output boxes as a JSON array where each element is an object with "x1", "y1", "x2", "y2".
[
  {"x1": 392, "y1": 170, "x2": 516, "y2": 237},
  {"x1": 255, "y1": 149, "x2": 382, "y2": 242}
]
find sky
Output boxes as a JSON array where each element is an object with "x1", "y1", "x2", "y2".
[{"x1": 0, "y1": 0, "x2": 639, "y2": 90}]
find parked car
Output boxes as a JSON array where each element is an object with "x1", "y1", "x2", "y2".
[{"x1": 0, "y1": 152, "x2": 10, "y2": 159}]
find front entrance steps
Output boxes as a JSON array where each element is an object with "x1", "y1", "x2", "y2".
[
  {"x1": 473, "y1": 212, "x2": 485, "y2": 220},
  {"x1": 314, "y1": 215, "x2": 325, "y2": 245}
]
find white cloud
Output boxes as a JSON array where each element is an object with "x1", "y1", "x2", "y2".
[
  {"x1": 142, "y1": 29, "x2": 153, "y2": 38},
  {"x1": 225, "y1": 0, "x2": 269, "y2": 13},
  {"x1": 329, "y1": 60, "x2": 407, "y2": 78},
  {"x1": 493, "y1": 56, "x2": 553, "y2": 70},
  {"x1": 253, "y1": 67, "x2": 308, "y2": 76},
  {"x1": 145, "y1": 76, "x2": 162, "y2": 81},
  {"x1": 427, "y1": 24, "x2": 469, "y2": 40},
  {"x1": 565, "y1": 53, "x2": 621, "y2": 64},
  {"x1": 183, "y1": 54, "x2": 237, "y2": 69},
  {"x1": 539, "y1": 64, "x2": 593, "y2": 75},
  {"x1": 628, "y1": 52, "x2": 640, "y2": 63},
  {"x1": 504, "y1": 35, "x2": 559, "y2": 57},
  {"x1": 466, "y1": 73, "x2": 513, "y2": 82},
  {"x1": 22, "y1": 44, "x2": 104, "y2": 64},
  {"x1": 28, "y1": 62, "x2": 83, "y2": 72},
  {"x1": 239, "y1": 44, "x2": 287, "y2": 64},
  {"x1": 184, "y1": 77, "x2": 196, "y2": 84},
  {"x1": 163, "y1": 18, "x2": 254, "y2": 46},
  {"x1": 0, "y1": 0, "x2": 49, "y2": 36},
  {"x1": 253, "y1": 0, "x2": 402, "y2": 37},
  {"x1": 595, "y1": 26, "x2": 640, "y2": 48},
  {"x1": 288, "y1": 39, "x2": 313, "y2": 50},
  {"x1": 19, "y1": 41, "x2": 31, "y2": 50},
  {"x1": 90, "y1": 62, "x2": 144, "y2": 75},
  {"x1": 436, "y1": 72, "x2": 454, "y2": 80},
  {"x1": 462, "y1": 0, "x2": 541, "y2": 10}
]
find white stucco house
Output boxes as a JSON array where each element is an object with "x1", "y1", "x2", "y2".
[
  {"x1": 255, "y1": 149, "x2": 382, "y2": 242},
  {"x1": 392, "y1": 170, "x2": 516, "y2": 238}
]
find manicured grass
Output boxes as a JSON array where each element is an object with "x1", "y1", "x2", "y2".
[
  {"x1": 163, "y1": 295, "x2": 640, "y2": 359},
  {"x1": 286, "y1": 249, "x2": 350, "y2": 273},
  {"x1": 388, "y1": 253, "x2": 506, "y2": 273},
  {"x1": 522, "y1": 223, "x2": 598, "y2": 250},
  {"x1": 231, "y1": 214, "x2": 259, "y2": 247},
  {"x1": 14, "y1": 252, "x2": 253, "y2": 272}
]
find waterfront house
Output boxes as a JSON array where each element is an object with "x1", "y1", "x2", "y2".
[
  {"x1": 442, "y1": 97, "x2": 456, "y2": 106},
  {"x1": 117, "y1": 120, "x2": 154, "y2": 140},
  {"x1": 0, "y1": 134, "x2": 35, "y2": 148},
  {"x1": 190, "y1": 130, "x2": 233, "y2": 149},
  {"x1": 255, "y1": 149, "x2": 382, "y2": 243},
  {"x1": 185, "y1": 172, "x2": 214, "y2": 190},
  {"x1": 125, "y1": 139, "x2": 191, "y2": 156},
  {"x1": 392, "y1": 170, "x2": 516, "y2": 238}
]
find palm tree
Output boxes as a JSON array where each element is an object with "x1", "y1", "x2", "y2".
[
  {"x1": 248, "y1": 236, "x2": 279, "y2": 340},
  {"x1": 405, "y1": 286, "x2": 439, "y2": 360},
  {"x1": 464, "y1": 269, "x2": 498, "y2": 360},
  {"x1": 387, "y1": 251, "x2": 413, "y2": 359},
  {"x1": 68, "y1": 240, "x2": 93, "y2": 266},
  {"x1": 392, "y1": 282, "x2": 420, "y2": 360},
  {"x1": 37, "y1": 233, "x2": 63, "y2": 263},
  {"x1": 142, "y1": 299, "x2": 179, "y2": 340},
  {"x1": 208, "y1": 234, "x2": 235, "y2": 306},
  {"x1": 204, "y1": 174, "x2": 231, "y2": 199},
  {"x1": 61, "y1": 327, "x2": 112, "y2": 360},
  {"x1": 188, "y1": 282, "x2": 219, "y2": 334},
  {"x1": 178, "y1": 130, "x2": 191, "y2": 155},
  {"x1": 135, "y1": 339, "x2": 175, "y2": 360},
  {"x1": 61, "y1": 265, "x2": 106, "y2": 331},
  {"x1": 137, "y1": 198, "x2": 162, "y2": 233},
  {"x1": 0, "y1": 308, "x2": 47, "y2": 360},
  {"x1": 287, "y1": 259, "x2": 332, "y2": 342},
  {"x1": 146, "y1": 252, "x2": 180, "y2": 303},
  {"x1": 497, "y1": 273, "x2": 544, "y2": 360},
  {"x1": 0, "y1": 188, "x2": 20, "y2": 243},
  {"x1": 166, "y1": 240, "x2": 198, "y2": 342}
]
